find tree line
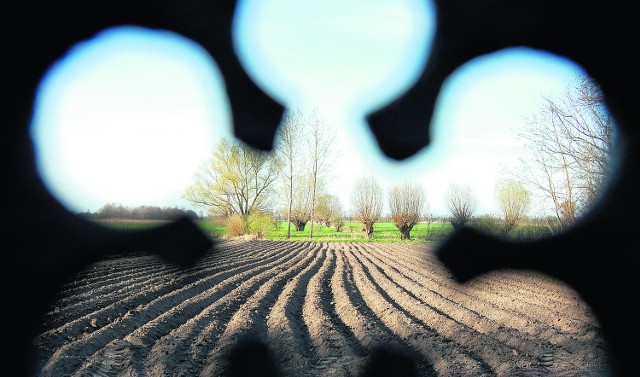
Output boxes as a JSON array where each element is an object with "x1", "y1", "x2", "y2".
[
  {"x1": 181, "y1": 74, "x2": 612, "y2": 240},
  {"x1": 80, "y1": 203, "x2": 200, "y2": 221}
]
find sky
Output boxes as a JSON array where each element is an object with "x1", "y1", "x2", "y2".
[{"x1": 30, "y1": 0, "x2": 585, "y2": 217}]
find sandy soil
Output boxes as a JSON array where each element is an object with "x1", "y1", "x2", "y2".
[{"x1": 31, "y1": 240, "x2": 610, "y2": 376}]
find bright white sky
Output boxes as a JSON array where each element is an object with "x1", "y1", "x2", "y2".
[{"x1": 31, "y1": 0, "x2": 585, "y2": 216}]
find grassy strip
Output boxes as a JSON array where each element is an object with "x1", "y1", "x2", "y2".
[
  {"x1": 236, "y1": 221, "x2": 451, "y2": 243},
  {"x1": 93, "y1": 219, "x2": 452, "y2": 243},
  {"x1": 93, "y1": 219, "x2": 550, "y2": 243}
]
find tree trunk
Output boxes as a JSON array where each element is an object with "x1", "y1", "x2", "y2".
[
  {"x1": 287, "y1": 155, "x2": 293, "y2": 240},
  {"x1": 364, "y1": 223, "x2": 374, "y2": 238},
  {"x1": 294, "y1": 220, "x2": 307, "y2": 232},
  {"x1": 286, "y1": 197, "x2": 292, "y2": 240},
  {"x1": 309, "y1": 174, "x2": 317, "y2": 239},
  {"x1": 397, "y1": 223, "x2": 414, "y2": 240}
]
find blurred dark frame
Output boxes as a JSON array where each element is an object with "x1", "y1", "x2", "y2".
[{"x1": 5, "y1": 1, "x2": 638, "y2": 376}]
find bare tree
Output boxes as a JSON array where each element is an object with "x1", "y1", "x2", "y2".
[
  {"x1": 351, "y1": 176, "x2": 384, "y2": 238},
  {"x1": 445, "y1": 183, "x2": 477, "y2": 231},
  {"x1": 290, "y1": 173, "x2": 314, "y2": 231},
  {"x1": 306, "y1": 110, "x2": 337, "y2": 239},
  {"x1": 275, "y1": 109, "x2": 336, "y2": 238},
  {"x1": 183, "y1": 137, "x2": 279, "y2": 220},
  {"x1": 496, "y1": 179, "x2": 531, "y2": 236},
  {"x1": 275, "y1": 109, "x2": 304, "y2": 239},
  {"x1": 423, "y1": 202, "x2": 435, "y2": 241},
  {"x1": 388, "y1": 182, "x2": 425, "y2": 240},
  {"x1": 517, "y1": 74, "x2": 614, "y2": 234}
]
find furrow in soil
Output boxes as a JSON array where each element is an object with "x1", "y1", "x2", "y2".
[
  {"x1": 346, "y1": 243, "x2": 495, "y2": 376},
  {"x1": 35, "y1": 240, "x2": 297, "y2": 376},
  {"x1": 202, "y1": 242, "x2": 327, "y2": 376}
]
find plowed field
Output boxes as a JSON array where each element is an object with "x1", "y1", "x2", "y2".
[{"x1": 31, "y1": 240, "x2": 609, "y2": 376}]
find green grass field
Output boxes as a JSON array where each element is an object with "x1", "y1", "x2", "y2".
[
  {"x1": 212, "y1": 220, "x2": 453, "y2": 243},
  {"x1": 267, "y1": 221, "x2": 453, "y2": 242},
  {"x1": 93, "y1": 218, "x2": 551, "y2": 243},
  {"x1": 94, "y1": 219, "x2": 453, "y2": 243}
]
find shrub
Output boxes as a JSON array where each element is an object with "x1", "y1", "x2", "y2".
[
  {"x1": 247, "y1": 212, "x2": 274, "y2": 239},
  {"x1": 227, "y1": 214, "x2": 246, "y2": 237},
  {"x1": 471, "y1": 214, "x2": 503, "y2": 237}
]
